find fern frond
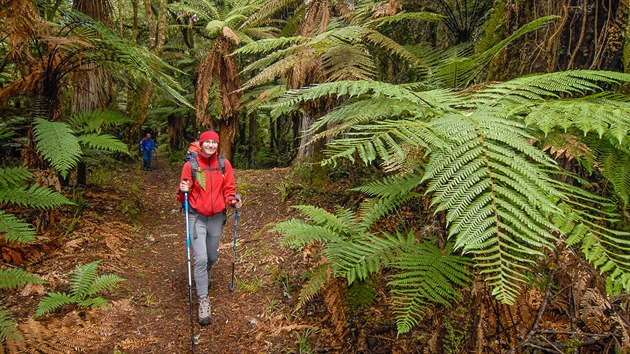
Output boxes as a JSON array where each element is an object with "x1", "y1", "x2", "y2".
[
  {"x1": 0, "y1": 306, "x2": 23, "y2": 342},
  {"x1": 322, "y1": 118, "x2": 443, "y2": 169},
  {"x1": 295, "y1": 263, "x2": 331, "y2": 311},
  {"x1": 321, "y1": 44, "x2": 377, "y2": 81},
  {"x1": 523, "y1": 97, "x2": 630, "y2": 147},
  {"x1": 273, "y1": 219, "x2": 343, "y2": 248},
  {"x1": 242, "y1": 49, "x2": 317, "y2": 90},
  {"x1": 473, "y1": 70, "x2": 630, "y2": 106},
  {"x1": 77, "y1": 134, "x2": 130, "y2": 155},
  {"x1": 357, "y1": 193, "x2": 420, "y2": 232},
  {"x1": 234, "y1": 36, "x2": 306, "y2": 57},
  {"x1": 424, "y1": 111, "x2": 562, "y2": 304},
  {"x1": 362, "y1": 29, "x2": 425, "y2": 68},
  {"x1": 550, "y1": 183, "x2": 630, "y2": 293},
  {"x1": 0, "y1": 211, "x2": 36, "y2": 244},
  {"x1": 76, "y1": 297, "x2": 109, "y2": 309},
  {"x1": 367, "y1": 11, "x2": 443, "y2": 29},
  {"x1": 0, "y1": 166, "x2": 32, "y2": 187},
  {"x1": 292, "y1": 205, "x2": 357, "y2": 235},
  {"x1": 85, "y1": 274, "x2": 125, "y2": 297},
  {"x1": 0, "y1": 267, "x2": 45, "y2": 290},
  {"x1": 0, "y1": 185, "x2": 73, "y2": 209},
  {"x1": 309, "y1": 97, "x2": 418, "y2": 137},
  {"x1": 70, "y1": 261, "x2": 100, "y2": 300},
  {"x1": 66, "y1": 109, "x2": 134, "y2": 134},
  {"x1": 328, "y1": 231, "x2": 416, "y2": 285},
  {"x1": 33, "y1": 118, "x2": 82, "y2": 179},
  {"x1": 598, "y1": 146, "x2": 630, "y2": 206},
  {"x1": 389, "y1": 241, "x2": 471, "y2": 334},
  {"x1": 433, "y1": 16, "x2": 558, "y2": 88},
  {"x1": 240, "y1": 0, "x2": 301, "y2": 28},
  {"x1": 271, "y1": 81, "x2": 454, "y2": 118},
  {"x1": 34, "y1": 292, "x2": 76, "y2": 317}
]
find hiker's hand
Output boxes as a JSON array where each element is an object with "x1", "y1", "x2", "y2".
[
  {"x1": 180, "y1": 180, "x2": 190, "y2": 193},
  {"x1": 231, "y1": 196, "x2": 242, "y2": 209}
]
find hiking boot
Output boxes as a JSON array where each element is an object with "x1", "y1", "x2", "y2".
[{"x1": 198, "y1": 296, "x2": 211, "y2": 326}]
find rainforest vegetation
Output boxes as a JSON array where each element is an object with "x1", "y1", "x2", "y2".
[{"x1": 1, "y1": 0, "x2": 630, "y2": 352}]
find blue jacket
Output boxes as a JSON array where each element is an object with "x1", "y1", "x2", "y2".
[{"x1": 140, "y1": 137, "x2": 156, "y2": 151}]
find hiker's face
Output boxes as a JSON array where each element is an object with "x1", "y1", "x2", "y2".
[{"x1": 201, "y1": 140, "x2": 218, "y2": 157}]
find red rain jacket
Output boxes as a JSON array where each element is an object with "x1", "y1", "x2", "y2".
[{"x1": 177, "y1": 153, "x2": 237, "y2": 216}]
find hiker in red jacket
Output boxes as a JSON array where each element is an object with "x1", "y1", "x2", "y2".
[{"x1": 177, "y1": 130, "x2": 242, "y2": 325}]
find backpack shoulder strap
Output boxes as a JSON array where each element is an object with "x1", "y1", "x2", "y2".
[
  {"x1": 218, "y1": 156, "x2": 225, "y2": 176},
  {"x1": 188, "y1": 157, "x2": 200, "y2": 182}
]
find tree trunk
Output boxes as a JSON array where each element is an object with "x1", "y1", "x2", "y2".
[
  {"x1": 167, "y1": 114, "x2": 185, "y2": 150},
  {"x1": 218, "y1": 115, "x2": 236, "y2": 160},
  {"x1": 295, "y1": 113, "x2": 314, "y2": 163},
  {"x1": 248, "y1": 113, "x2": 258, "y2": 167}
]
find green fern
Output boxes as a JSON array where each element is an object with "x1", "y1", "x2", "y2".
[
  {"x1": 0, "y1": 166, "x2": 32, "y2": 187},
  {"x1": 0, "y1": 268, "x2": 45, "y2": 290},
  {"x1": 35, "y1": 261, "x2": 124, "y2": 318},
  {"x1": 66, "y1": 109, "x2": 135, "y2": 134},
  {"x1": 389, "y1": 241, "x2": 471, "y2": 334},
  {"x1": 77, "y1": 134, "x2": 130, "y2": 154},
  {"x1": 327, "y1": 231, "x2": 416, "y2": 285},
  {"x1": 432, "y1": 16, "x2": 559, "y2": 88},
  {"x1": 295, "y1": 263, "x2": 331, "y2": 311},
  {"x1": 33, "y1": 118, "x2": 82, "y2": 179},
  {"x1": 0, "y1": 185, "x2": 73, "y2": 209},
  {"x1": 274, "y1": 204, "x2": 472, "y2": 334},
  {"x1": 0, "y1": 306, "x2": 22, "y2": 342},
  {"x1": 0, "y1": 211, "x2": 36, "y2": 244}
]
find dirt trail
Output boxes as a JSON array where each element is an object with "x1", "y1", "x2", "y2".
[
  {"x1": 121, "y1": 165, "x2": 301, "y2": 353},
  {"x1": 4, "y1": 163, "x2": 315, "y2": 353}
]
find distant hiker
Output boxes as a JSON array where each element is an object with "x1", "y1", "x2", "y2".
[
  {"x1": 139, "y1": 132, "x2": 157, "y2": 171},
  {"x1": 177, "y1": 130, "x2": 242, "y2": 325}
]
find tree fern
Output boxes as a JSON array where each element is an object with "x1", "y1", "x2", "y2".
[
  {"x1": 66, "y1": 109, "x2": 135, "y2": 134},
  {"x1": 327, "y1": 231, "x2": 417, "y2": 285},
  {"x1": 33, "y1": 118, "x2": 82, "y2": 179},
  {"x1": 35, "y1": 261, "x2": 124, "y2": 317},
  {"x1": 389, "y1": 241, "x2": 471, "y2": 334},
  {"x1": 423, "y1": 110, "x2": 562, "y2": 304},
  {"x1": 431, "y1": 16, "x2": 559, "y2": 88},
  {"x1": 274, "y1": 204, "x2": 472, "y2": 335},
  {"x1": 77, "y1": 134, "x2": 130, "y2": 154}
]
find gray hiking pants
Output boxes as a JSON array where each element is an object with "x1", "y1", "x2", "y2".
[{"x1": 189, "y1": 211, "x2": 226, "y2": 298}]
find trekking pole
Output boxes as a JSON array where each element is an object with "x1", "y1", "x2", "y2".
[
  {"x1": 153, "y1": 149, "x2": 158, "y2": 169},
  {"x1": 228, "y1": 207, "x2": 239, "y2": 292},
  {"x1": 183, "y1": 181, "x2": 196, "y2": 353}
]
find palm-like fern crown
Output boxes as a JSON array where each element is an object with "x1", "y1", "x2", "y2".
[{"x1": 271, "y1": 70, "x2": 630, "y2": 307}]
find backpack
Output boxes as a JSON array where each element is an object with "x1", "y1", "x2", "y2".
[{"x1": 183, "y1": 141, "x2": 225, "y2": 184}]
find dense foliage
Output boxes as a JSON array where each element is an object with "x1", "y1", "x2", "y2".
[{"x1": 1, "y1": 0, "x2": 629, "y2": 351}]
